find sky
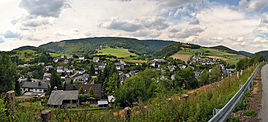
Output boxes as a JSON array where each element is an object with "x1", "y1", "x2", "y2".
[{"x1": 0, "y1": 0, "x2": 268, "y2": 53}]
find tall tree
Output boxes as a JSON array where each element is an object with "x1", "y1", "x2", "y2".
[
  {"x1": 209, "y1": 65, "x2": 221, "y2": 83},
  {"x1": 14, "y1": 80, "x2": 21, "y2": 96},
  {"x1": 50, "y1": 69, "x2": 62, "y2": 90},
  {"x1": 0, "y1": 53, "x2": 17, "y2": 93},
  {"x1": 88, "y1": 86, "x2": 95, "y2": 97},
  {"x1": 78, "y1": 86, "x2": 85, "y2": 94},
  {"x1": 199, "y1": 70, "x2": 209, "y2": 86},
  {"x1": 106, "y1": 73, "x2": 120, "y2": 95}
]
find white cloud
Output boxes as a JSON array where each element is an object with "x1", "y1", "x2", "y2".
[{"x1": 0, "y1": 0, "x2": 268, "y2": 53}]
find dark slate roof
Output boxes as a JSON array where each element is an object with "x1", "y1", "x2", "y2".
[
  {"x1": 47, "y1": 90, "x2": 78, "y2": 105},
  {"x1": 65, "y1": 84, "x2": 102, "y2": 99},
  {"x1": 22, "y1": 82, "x2": 49, "y2": 89}
]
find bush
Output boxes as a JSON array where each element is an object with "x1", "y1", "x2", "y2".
[
  {"x1": 0, "y1": 99, "x2": 7, "y2": 121},
  {"x1": 244, "y1": 110, "x2": 257, "y2": 116},
  {"x1": 230, "y1": 116, "x2": 239, "y2": 122}
]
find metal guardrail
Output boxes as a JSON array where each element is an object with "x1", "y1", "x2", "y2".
[{"x1": 208, "y1": 62, "x2": 265, "y2": 122}]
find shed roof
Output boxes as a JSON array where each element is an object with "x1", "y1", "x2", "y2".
[{"x1": 47, "y1": 90, "x2": 78, "y2": 105}]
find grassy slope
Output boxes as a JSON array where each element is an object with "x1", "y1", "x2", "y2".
[
  {"x1": 96, "y1": 48, "x2": 136, "y2": 58},
  {"x1": 12, "y1": 49, "x2": 37, "y2": 62},
  {"x1": 171, "y1": 47, "x2": 245, "y2": 64}
]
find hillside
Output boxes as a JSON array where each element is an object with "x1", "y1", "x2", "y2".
[
  {"x1": 39, "y1": 37, "x2": 174, "y2": 55},
  {"x1": 256, "y1": 51, "x2": 268, "y2": 58},
  {"x1": 239, "y1": 51, "x2": 253, "y2": 57},
  {"x1": 156, "y1": 42, "x2": 245, "y2": 64}
]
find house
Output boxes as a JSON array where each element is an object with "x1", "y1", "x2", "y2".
[
  {"x1": 44, "y1": 65, "x2": 53, "y2": 71},
  {"x1": 115, "y1": 62, "x2": 124, "y2": 70},
  {"x1": 73, "y1": 74, "x2": 90, "y2": 82},
  {"x1": 38, "y1": 62, "x2": 45, "y2": 65},
  {"x1": 64, "y1": 59, "x2": 69, "y2": 64},
  {"x1": 47, "y1": 90, "x2": 78, "y2": 108},
  {"x1": 98, "y1": 63, "x2": 106, "y2": 71},
  {"x1": 226, "y1": 68, "x2": 235, "y2": 74},
  {"x1": 79, "y1": 56, "x2": 85, "y2": 61},
  {"x1": 93, "y1": 57, "x2": 100, "y2": 63},
  {"x1": 18, "y1": 77, "x2": 27, "y2": 82},
  {"x1": 65, "y1": 84, "x2": 102, "y2": 100},
  {"x1": 178, "y1": 64, "x2": 186, "y2": 70},
  {"x1": 21, "y1": 82, "x2": 49, "y2": 93},
  {"x1": 167, "y1": 65, "x2": 176, "y2": 72},
  {"x1": 77, "y1": 68, "x2": 86, "y2": 74},
  {"x1": 53, "y1": 58, "x2": 59, "y2": 63},
  {"x1": 43, "y1": 73, "x2": 51, "y2": 81},
  {"x1": 18, "y1": 64, "x2": 30, "y2": 67},
  {"x1": 98, "y1": 100, "x2": 108, "y2": 107},
  {"x1": 129, "y1": 70, "x2": 139, "y2": 76},
  {"x1": 67, "y1": 56, "x2": 73, "y2": 59},
  {"x1": 108, "y1": 95, "x2": 115, "y2": 103},
  {"x1": 57, "y1": 66, "x2": 64, "y2": 73},
  {"x1": 120, "y1": 60, "x2": 127, "y2": 65}
]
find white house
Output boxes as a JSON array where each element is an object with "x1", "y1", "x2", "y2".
[{"x1": 21, "y1": 82, "x2": 49, "y2": 93}]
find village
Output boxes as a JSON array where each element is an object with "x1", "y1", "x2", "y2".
[{"x1": 15, "y1": 52, "x2": 236, "y2": 109}]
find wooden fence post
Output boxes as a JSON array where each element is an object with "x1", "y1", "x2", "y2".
[{"x1": 41, "y1": 109, "x2": 51, "y2": 122}]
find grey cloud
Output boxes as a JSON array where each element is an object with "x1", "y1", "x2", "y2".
[
  {"x1": 4, "y1": 31, "x2": 21, "y2": 39},
  {"x1": 106, "y1": 20, "x2": 143, "y2": 32},
  {"x1": 143, "y1": 17, "x2": 169, "y2": 30},
  {"x1": 103, "y1": 17, "x2": 169, "y2": 32},
  {"x1": 169, "y1": 28, "x2": 180, "y2": 33},
  {"x1": 169, "y1": 27, "x2": 204, "y2": 38},
  {"x1": 189, "y1": 18, "x2": 200, "y2": 25},
  {"x1": 132, "y1": 30, "x2": 161, "y2": 38},
  {"x1": 118, "y1": 0, "x2": 196, "y2": 8},
  {"x1": 239, "y1": 0, "x2": 268, "y2": 12},
  {"x1": 25, "y1": 36, "x2": 40, "y2": 41},
  {"x1": 23, "y1": 19, "x2": 51, "y2": 27},
  {"x1": 19, "y1": 0, "x2": 70, "y2": 17},
  {"x1": 179, "y1": 27, "x2": 204, "y2": 38},
  {"x1": 152, "y1": 0, "x2": 196, "y2": 8}
]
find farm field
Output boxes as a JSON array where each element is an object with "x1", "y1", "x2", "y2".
[
  {"x1": 49, "y1": 53, "x2": 72, "y2": 58},
  {"x1": 96, "y1": 48, "x2": 137, "y2": 58},
  {"x1": 170, "y1": 48, "x2": 245, "y2": 65}
]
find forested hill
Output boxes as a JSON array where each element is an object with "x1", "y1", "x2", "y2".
[
  {"x1": 39, "y1": 37, "x2": 174, "y2": 55},
  {"x1": 256, "y1": 51, "x2": 268, "y2": 58}
]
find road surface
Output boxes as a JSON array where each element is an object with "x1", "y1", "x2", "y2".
[{"x1": 260, "y1": 64, "x2": 268, "y2": 122}]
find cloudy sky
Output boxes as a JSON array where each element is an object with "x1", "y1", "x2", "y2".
[{"x1": 0, "y1": 0, "x2": 268, "y2": 53}]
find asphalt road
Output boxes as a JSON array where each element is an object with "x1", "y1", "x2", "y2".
[{"x1": 260, "y1": 64, "x2": 268, "y2": 122}]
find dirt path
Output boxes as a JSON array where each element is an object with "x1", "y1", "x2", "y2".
[{"x1": 260, "y1": 64, "x2": 268, "y2": 122}]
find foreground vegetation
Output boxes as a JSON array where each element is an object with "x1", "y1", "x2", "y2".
[{"x1": 0, "y1": 63, "x2": 257, "y2": 121}]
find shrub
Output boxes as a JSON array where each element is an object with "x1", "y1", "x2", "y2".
[
  {"x1": 230, "y1": 116, "x2": 239, "y2": 122},
  {"x1": 0, "y1": 99, "x2": 7, "y2": 121},
  {"x1": 244, "y1": 110, "x2": 257, "y2": 116}
]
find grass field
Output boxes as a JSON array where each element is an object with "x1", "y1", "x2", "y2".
[
  {"x1": 49, "y1": 53, "x2": 72, "y2": 58},
  {"x1": 12, "y1": 49, "x2": 37, "y2": 61},
  {"x1": 96, "y1": 48, "x2": 137, "y2": 58},
  {"x1": 171, "y1": 48, "x2": 245, "y2": 64}
]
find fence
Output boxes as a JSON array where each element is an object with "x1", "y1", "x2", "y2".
[{"x1": 208, "y1": 62, "x2": 265, "y2": 122}]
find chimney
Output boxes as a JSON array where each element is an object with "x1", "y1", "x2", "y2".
[{"x1": 38, "y1": 82, "x2": 41, "y2": 86}]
